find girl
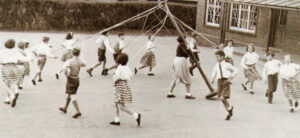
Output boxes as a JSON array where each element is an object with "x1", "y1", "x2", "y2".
[
  {"x1": 223, "y1": 40, "x2": 235, "y2": 65},
  {"x1": 0, "y1": 39, "x2": 28, "y2": 107},
  {"x1": 240, "y1": 43, "x2": 261, "y2": 94},
  {"x1": 279, "y1": 55, "x2": 300, "y2": 112},
  {"x1": 166, "y1": 36, "x2": 195, "y2": 99},
  {"x1": 16, "y1": 41, "x2": 28, "y2": 90},
  {"x1": 110, "y1": 53, "x2": 141, "y2": 126},
  {"x1": 135, "y1": 35, "x2": 156, "y2": 76}
]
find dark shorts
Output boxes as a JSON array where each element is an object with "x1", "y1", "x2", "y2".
[
  {"x1": 267, "y1": 73, "x2": 278, "y2": 95},
  {"x1": 38, "y1": 55, "x2": 47, "y2": 69},
  {"x1": 98, "y1": 48, "x2": 106, "y2": 62},
  {"x1": 113, "y1": 52, "x2": 121, "y2": 62},
  {"x1": 217, "y1": 78, "x2": 231, "y2": 99},
  {"x1": 66, "y1": 77, "x2": 80, "y2": 95}
]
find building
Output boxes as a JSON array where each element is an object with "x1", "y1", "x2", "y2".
[{"x1": 196, "y1": 0, "x2": 300, "y2": 54}]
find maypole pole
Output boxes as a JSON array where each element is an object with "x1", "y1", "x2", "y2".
[{"x1": 162, "y1": 0, "x2": 217, "y2": 99}]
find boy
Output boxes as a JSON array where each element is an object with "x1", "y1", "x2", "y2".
[
  {"x1": 59, "y1": 48, "x2": 86, "y2": 118},
  {"x1": 211, "y1": 50, "x2": 238, "y2": 120},
  {"x1": 86, "y1": 31, "x2": 114, "y2": 77},
  {"x1": 262, "y1": 51, "x2": 281, "y2": 104}
]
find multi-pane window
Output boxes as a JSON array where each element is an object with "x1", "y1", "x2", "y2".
[
  {"x1": 229, "y1": 3, "x2": 258, "y2": 33},
  {"x1": 205, "y1": 0, "x2": 221, "y2": 27}
]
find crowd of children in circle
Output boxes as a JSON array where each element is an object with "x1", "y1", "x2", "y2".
[{"x1": 0, "y1": 31, "x2": 299, "y2": 127}]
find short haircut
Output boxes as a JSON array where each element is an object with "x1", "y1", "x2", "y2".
[
  {"x1": 5, "y1": 39, "x2": 15, "y2": 49},
  {"x1": 18, "y1": 41, "x2": 26, "y2": 49},
  {"x1": 118, "y1": 33, "x2": 124, "y2": 37},
  {"x1": 215, "y1": 50, "x2": 225, "y2": 57},
  {"x1": 266, "y1": 51, "x2": 275, "y2": 57},
  {"x1": 246, "y1": 43, "x2": 255, "y2": 52},
  {"x1": 226, "y1": 40, "x2": 234, "y2": 45},
  {"x1": 66, "y1": 32, "x2": 73, "y2": 40},
  {"x1": 102, "y1": 31, "x2": 109, "y2": 35},
  {"x1": 177, "y1": 36, "x2": 185, "y2": 43},
  {"x1": 116, "y1": 53, "x2": 129, "y2": 65},
  {"x1": 72, "y1": 48, "x2": 81, "y2": 56},
  {"x1": 43, "y1": 36, "x2": 50, "y2": 42}
]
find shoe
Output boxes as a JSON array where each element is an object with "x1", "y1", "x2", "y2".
[
  {"x1": 225, "y1": 114, "x2": 231, "y2": 120},
  {"x1": 189, "y1": 68, "x2": 194, "y2": 76},
  {"x1": 147, "y1": 72, "x2": 155, "y2": 76},
  {"x1": 166, "y1": 94, "x2": 176, "y2": 98},
  {"x1": 242, "y1": 84, "x2": 247, "y2": 91},
  {"x1": 72, "y1": 112, "x2": 82, "y2": 118},
  {"x1": 56, "y1": 73, "x2": 59, "y2": 79},
  {"x1": 38, "y1": 79, "x2": 43, "y2": 82},
  {"x1": 249, "y1": 91, "x2": 254, "y2": 95},
  {"x1": 4, "y1": 101, "x2": 10, "y2": 104},
  {"x1": 18, "y1": 86, "x2": 23, "y2": 90},
  {"x1": 290, "y1": 108, "x2": 294, "y2": 113},
  {"x1": 185, "y1": 95, "x2": 196, "y2": 99},
  {"x1": 86, "y1": 68, "x2": 93, "y2": 77},
  {"x1": 136, "y1": 113, "x2": 141, "y2": 127},
  {"x1": 102, "y1": 69, "x2": 108, "y2": 76},
  {"x1": 295, "y1": 101, "x2": 298, "y2": 108},
  {"x1": 110, "y1": 121, "x2": 120, "y2": 126},
  {"x1": 134, "y1": 68, "x2": 138, "y2": 75},
  {"x1": 59, "y1": 107, "x2": 67, "y2": 113},
  {"x1": 228, "y1": 106, "x2": 234, "y2": 116},
  {"x1": 32, "y1": 80, "x2": 36, "y2": 85},
  {"x1": 11, "y1": 96, "x2": 17, "y2": 107}
]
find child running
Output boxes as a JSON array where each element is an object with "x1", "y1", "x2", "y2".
[
  {"x1": 59, "y1": 48, "x2": 86, "y2": 118},
  {"x1": 262, "y1": 51, "x2": 281, "y2": 104},
  {"x1": 240, "y1": 43, "x2": 261, "y2": 94},
  {"x1": 223, "y1": 40, "x2": 235, "y2": 65},
  {"x1": 31, "y1": 36, "x2": 57, "y2": 85},
  {"x1": 279, "y1": 55, "x2": 300, "y2": 112},
  {"x1": 211, "y1": 50, "x2": 238, "y2": 120},
  {"x1": 134, "y1": 35, "x2": 156, "y2": 76},
  {"x1": 16, "y1": 41, "x2": 29, "y2": 90},
  {"x1": 0, "y1": 39, "x2": 29, "y2": 107},
  {"x1": 166, "y1": 36, "x2": 196, "y2": 99},
  {"x1": 110, "y1": 53, "x2": 141, "y2": 126},
  {"x1": 187, "y1": 32, "x2": 201, "y2": 76},
  {"x1": 86, "y1": 31, "x2": 114, "y2": 77}
]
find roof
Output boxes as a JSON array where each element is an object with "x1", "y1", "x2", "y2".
[{"x1": 224, "y1": 0, "x2": 300, "y2": 10}]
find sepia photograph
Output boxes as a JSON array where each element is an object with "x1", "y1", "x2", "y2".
[{"x1": 0, "y1": 0, "x2": 300, "y2": 137}]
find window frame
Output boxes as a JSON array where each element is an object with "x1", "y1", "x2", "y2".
[{"x1": 205, "y1": 0, "x2": 222, "y2": 27}]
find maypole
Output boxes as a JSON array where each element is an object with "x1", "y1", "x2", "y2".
[{"x1": 163, "y1": 0, "x2": 217, "y2": 99}]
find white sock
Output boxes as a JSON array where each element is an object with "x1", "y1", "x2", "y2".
[
  {"x1": 185, "y1": 93, "x2": 192, "y2": 96},
  {"x1": 167, "y1": 92, "x2": 173, "y2": 95},
  {"x1": 4, "y1": 97, "x2": 10, "y2": 102},
  {"x1": 114, "y1": 117, "x2": 120, "y2": 122},
  {"x1": 133, "y1": 113, "x2": 139, "y2": 119}
]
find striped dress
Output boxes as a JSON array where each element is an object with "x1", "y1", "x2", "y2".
[
  {"x1": 113, "y1": 65, "x2": 133, "y2": 104},
  {"x1": 279, "y1": 63, "x2": 300, "y2": 100}
]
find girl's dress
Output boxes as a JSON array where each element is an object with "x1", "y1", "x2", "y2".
[
  {"x1": 113, "y1": 65, "x2": 133, "y2": 104},
  {"x1": 279, "y1": 63, "x2": 300, "y2": 100},
  {"x1": 140, "y1": 41, "x2": 156, "y2": 67}
]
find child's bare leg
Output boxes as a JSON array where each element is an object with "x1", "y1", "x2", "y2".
[
  {"x1": 102, "y1": 59, "x2": 106, "y2": 71},
  {"x1": 184, "y1": 84, "x2": 194, "y2": 99},
  {"x1": 167, "y1": 79, "x2": 179, "y2": 97},
  {"x1": 72, "y1": 95, "x2": 82, "y2": 118},
  {"x1": 138, "y1": 65, "x2": 147, "y2": 70},
  {"x1": 59, "y1": 94, "x2": 71, "y2": 113},
  {"x1": 92, "y1": 62, "x2": 102, "y2": 69}
]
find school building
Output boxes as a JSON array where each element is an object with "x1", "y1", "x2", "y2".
[{"x1": 195, "y1": 0, "x2": 300, "y2": 54}]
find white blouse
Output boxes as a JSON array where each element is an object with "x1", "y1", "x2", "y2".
[
  {"x1": 279, "y1": 63, "x2": 300, "y2": 80},
  {"x1": 240, "y1": 52, "x2": 259, "y2": 68},
  {"x1": 211, "y1": 60, "x2": 238, "y2": 80},
  {"x1": 0, "y1": 48, "x2": 28, "y2": 63},
  {"x1": 61, "y1": 39, "x2": 76, "y2": 50},
  {"x1": 113, "y1": 65, "x2": 133, "y2": 81},
  {"x1": 146, "y1": 41, "x2": 155, "y2": 52},
  {"x1": 32, "y1": 42, "x2": 54, "y2": 57},
  {"x1": 223, "y1": 46, "x2": 234, "y2": 58},
  {"x1": 262, "y1": 59, "x2": 281, "y2": 80}
]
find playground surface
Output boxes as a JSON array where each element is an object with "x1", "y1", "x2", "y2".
[{"x1": 0, "y1": 31, "x2": 299, "y2": 138}]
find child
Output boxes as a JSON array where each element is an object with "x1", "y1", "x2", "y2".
[
  {"x1": 240, "y1": 43, "x2": 261, "y2": 94},
  {"x1": 223, "y1": 40, "x2": 235, "y2": 65},
  {"x1": 135, "y1": 35, "x2": 156, "y2": 76},
  {"x1": 59, "y1": 48, "x2": 86, "y2": 118},
  {"x1": 187, "y1": 32, "x2": 201, "y2": 76},
  {"x1": 211, "y1": 50, "x2": 238, "y2": 120},
  {"x1": 31, "y1": 36, "x2": 57, "y2": 85},
  {"x1": 16, "y1": 41, "x2": 28, "y2": 89},
  {"x1": 0, "y1": 39, "x2": 28, "y2": 107},
  {"x1": 262, "y1": 51, "x2": 281, "y2": 104},
  {"x1": 105, "y1": 33, "x2": 129, "y2": 74},
  {"x1": 166, "y1": 36, "x2": 196, "y2": 99},
  {"x1": 279, "y1": 55, "x2": 300, "y2": 112},
  {"x1": 86, "y1": 31, "x2": 114, "y2": 77},
  {"x1": 218, "y1": 43, "x2": 225, "y2": 50},
  {"x1": 110, "y1": 53, "x2": 141, "y2": 126}
]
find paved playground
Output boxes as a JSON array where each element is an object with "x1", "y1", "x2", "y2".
[{"x1": 0, "y1": 31, "x2": 299, "y2": 138}]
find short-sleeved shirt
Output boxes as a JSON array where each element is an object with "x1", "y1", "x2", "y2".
[{"x1": 63, "y1": 58, "x2": 86, "y2": 77}]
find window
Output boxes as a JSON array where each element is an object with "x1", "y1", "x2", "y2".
[
  {"x1": 205, "y1": 0, "x2": 221, "y2": 27},
  {"x1": 229, "y1": 3, "x2": 258, "y2": 33}
]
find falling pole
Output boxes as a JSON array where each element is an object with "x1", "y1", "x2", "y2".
[{"x1": 163, "y1": 0, "x2": 217, "y2": 99}]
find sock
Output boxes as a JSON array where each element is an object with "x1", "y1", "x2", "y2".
[
  {"x1": 167, "y1": 92, "x2": 173, "y2": 95},
  {"x1": 114, "y1": 117, "x2": 120, "y2": 122},
  {"x1": 133, "y1": 113, "x2": 139, "y2": 119},
  {"x1": 185, "y1": 93, "x2": 192, "y2": 96},
  {"x1": 4, "y1": 97, "x2": 10, "y2": 102},
  {"x1": 72, "y1": 100, "x2": 81, "y2": 113}
]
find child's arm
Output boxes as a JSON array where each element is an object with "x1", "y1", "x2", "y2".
[
  {"x1": 211, "y1": 64, "x2": 217, "y2": 84},
  {"x1": 104, "y1": 39, "x2": 114, "y2": 53},
  {"x1": 262, "y1": 64, "x2": 267, "y2": 81},
  {"x1": 240, "y1": 54, "x2": 248, "y2": 69}
]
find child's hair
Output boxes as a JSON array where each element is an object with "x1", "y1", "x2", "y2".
[
  {"x1": 246, "y1": 43, "x2": 255, "y2": 52},
  {"x1": 116, "y1": 53, "x2": 129, "y2": 65},
  {"x1": 215, "y1": 50, "x2": 225, "y2": 57},
  {"x1": 266, "y1": 51, "x2": 275, "y2": 57},
  {"x1": 43, "y1": 36, "x2": 50, "y2": 43},
  {"x1": 5, "y1": 39, "x2": 15, "y2": 49},
  {"x1": 118, "y1": 33, "x2": 124, "y2": 37},
  {"x1": 226, "y1": 40, "x2": 234, "y2": 45},
  {"x1": 66, "y1": 32, "x2": 73, "y2": 40},
  {"x1": 102, "y1": 31, "x2": 109, "y2": 35},
  {"x1": 72, "y1": 48, "x2": 81, "y2": 56},
  {"x1": 148, "y1": 35, "x2": 153, "y2": 40},
  {"x1": 177, "y1": 36, "x2": 185, "y2": 43},
  {"x1": 18, "y1": 41, "x2": 26, "y2": 49}
]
